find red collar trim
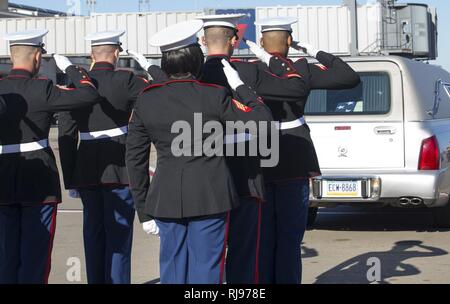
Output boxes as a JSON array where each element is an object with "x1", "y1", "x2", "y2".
[
  {"x1": 91, "y1": 62, "x2": 115, "y2": 71},
  {"x1": 7, "y1": 68, "x2": 34, "y2": 79},
  {"x1": 11, "y1": 68, "x2": 33, "y2": 73},
  {"x1": 207, "y1": 54, "x2": 230, "y2": 59},
  {"x1": 269, "y1": 52, "x2": 288, "y2": 58},
  {"x1": 141, "y1": 79, "x2": 224, "y2": 94}
]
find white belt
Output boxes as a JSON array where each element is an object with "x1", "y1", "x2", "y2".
[
  {"x1": 276, "y1": 117, "x2": 306, "y2": 130},
  {"x1": 0, "y1": 139, "x2": 49, "y2": 154},
  {"x1": 79, "y1": 126, "x2": 128, "y2": 141},
  {"x1": 224, "y1": 133, "x2": 253, "y2": 145}
]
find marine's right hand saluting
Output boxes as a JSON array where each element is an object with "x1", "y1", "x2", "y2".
[
  {"x1": 127, "y1": 50, "x2": 151, "y2": 71},
  {"x1": 53, "y1": 54, "x2": 73, "y2": 73},
  {"x1": 291, "y1": 41, "x2": 320, "y2": 58},
  {"x1": 221, "y1": 59, "x2": 244, "y2": 91},
  {"x1": 244, "y1": 39, "x2": 272, "y2": 66},
  {"x1": 128, "y1": 50, "x2": 169, "y2": 83}
]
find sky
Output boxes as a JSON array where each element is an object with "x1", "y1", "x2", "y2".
[{"x1": 10, "y1": 0, "x2": 449, "y2": 71}]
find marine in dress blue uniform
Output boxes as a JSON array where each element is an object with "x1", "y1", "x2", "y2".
[
  {"x1": 198, "y1": 14, "x2": 265, "y2": 285},
  {"x1": 57, "y1": 31, "x2": 149, "y2": 284},
  {"x1": 197, "y1": 14, "x2": 308, "y2": 284},
  {"x1": 0, "y1": 29, "x2": 100, "y2": 284},
  {"x1": 126, "y1": 20, "x2": 273, "y2": 284},
  {"x1": 249, "y1": 18, "x2": 360, "y2": 284}
]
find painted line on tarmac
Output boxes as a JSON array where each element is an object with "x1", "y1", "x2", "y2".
[
  {"x1": 58, "y1": 210, "x2": 83, "y2": 213},
  {"x1": 318, "y1": 211, "x2": 428, "y2": 215}
]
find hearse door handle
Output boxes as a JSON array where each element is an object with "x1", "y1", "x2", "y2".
[{"x1": 374, "y1": 126, "x2": 397, "y2": 135}]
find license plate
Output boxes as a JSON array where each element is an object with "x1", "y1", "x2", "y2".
[{"x1": 323, "y1": 180, "x2": 362, "y2": 198}]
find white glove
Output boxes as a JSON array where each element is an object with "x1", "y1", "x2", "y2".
[
  {"x1": 292, "y1": 41, "x2": 320, "y2": 58},
  {"x1": 127, "y1": 50, "x2": 151, "y2": 71},
  {"x1": 244, "y1": 39, "x2": 272, "y2": 66},
  {"x1": 143, "y1": 220, "x2": 160, "y2": 235},
  {"x1": 53, "y1": 54, "x2": 73, "y2": 73},
  {"x1": 221, "y1": 59, "x2": 244, "y2": 91},
  {"x1": 68, "y1": 189, "x2": 80, "y2": 199}
]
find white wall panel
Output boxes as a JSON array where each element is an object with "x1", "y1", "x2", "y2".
[
  {"x1": 256, "y1": 5, "x2": 382, "y2": 56},
  {"x1": 0, "y1": 11, "x2": 203, "y2": 57},
  {"x1": 0, "y1": 7, "x2": 381, "y2": 57}
]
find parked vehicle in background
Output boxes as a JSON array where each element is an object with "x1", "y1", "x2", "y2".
[{"x1": 304, "y1": 56, "x2": 450, "y2": 228}]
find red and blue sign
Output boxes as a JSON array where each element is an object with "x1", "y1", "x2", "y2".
[{"x1": 215, "y1": 8, "x2": 256, "y2": 50}]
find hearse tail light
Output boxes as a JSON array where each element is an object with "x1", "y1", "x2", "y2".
[{"x1": 418, "y1": 136, "x2": 440, "y2": 171}]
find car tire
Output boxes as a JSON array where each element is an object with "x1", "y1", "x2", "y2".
[
  {"x1": 307, "y1": 207, "x2": 319, "y2": 228},
  {"x1": 432, "y1": 202, "x2": 450, "y2": 228}
]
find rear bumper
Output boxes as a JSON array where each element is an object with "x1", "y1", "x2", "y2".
[{"x1": 309, "y1": 169, "x2": 450, "y2": 208}]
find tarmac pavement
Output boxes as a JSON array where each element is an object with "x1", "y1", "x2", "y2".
[{"x1": 47, "y1": 128, "x2": 450, "y2": 284}]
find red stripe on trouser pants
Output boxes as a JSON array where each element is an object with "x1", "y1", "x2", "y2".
[
  {"x1": 44, "y1": 204, "x2": 58, "y2": 284},
  {"x1": 254, "y1": 201, "x2": 262, "y2": 284},
  {"x1": 219, "y1": 212, "x2": 231, "y2": 284}
]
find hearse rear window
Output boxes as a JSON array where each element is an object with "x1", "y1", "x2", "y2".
[{"x1": 305, "y1": 72, "x2": 391, "y2": 115}]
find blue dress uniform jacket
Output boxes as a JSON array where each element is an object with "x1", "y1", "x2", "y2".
[
  {"x1": 0, "y1": 67, "x2": 100, "y2": 206},
  {"x1": 201, "y1": 56, "x2": 265, "y2": 200},
  {"x1": 126, "y1": 78, "x2": 273, "y2": 222},
  {"x1": 57, "y1": 62, "x2": 149, "y2": 189},
  {"x1": 256, "y1": 51, "x2": 360, "y2": 182},
  {"x1": 201, "y1": 55, "x2": 309, "y2": 199}
]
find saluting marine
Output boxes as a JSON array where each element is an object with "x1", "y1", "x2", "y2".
[
  {"x1": 197, "y1": 14, "x2": 309, "y2": 284},
  {"x1": 0, "y1": 29, "x2": 100, "y2": 284},
  {"x1": 246, "y1": 17, "x2": 360, "y2": 284},
  {"x1": 125, "y1": 20, "x2": 272, "y2": 284},
  {"x1": 198, "y1": 14, "x2": 268, "y2": 285},
  {"x1": 57, "y1": 31, "x2": 149, "y2": 284}
]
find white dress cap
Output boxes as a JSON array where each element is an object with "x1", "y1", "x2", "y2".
[
  {"x1": 196, "y1": 14, "x2": 246, "y2": 30},
  {"x1": 85, "y1": 30, "x2": 126, "y2": 47},
  {"x1": 3, "y1": 29, "x2": 49, "y2": 49},
  {"x1": 255, "y1": 17, "x2": 298, "y2": 33},
  {"x1": 149, "y1": 20, "x2": 204, "y2": 53}
]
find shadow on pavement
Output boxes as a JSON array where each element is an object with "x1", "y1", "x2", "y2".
[
  {"x1": 144, "y1": 278, "x2": 160, "y2": 284},
  {"x1": 310, "y1": 207, "x2": 450, "y2": 232},
  {"x1": 314, "y1": 240, "x2": 448, "y2": 284},
  {"x1": 302, "y1": 244, "x2": 319, "y2": 259}
]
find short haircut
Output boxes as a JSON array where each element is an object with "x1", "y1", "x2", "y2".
[
  {"x1": 204, "y1": 27, "x2": 236, "y2": 47},
  {"x1": 161, "y1": 43, "x2": 204, "y2": 79},
  {"x1": 10, "y1": 45, "x2": 39, "y2": 64},
  {"x1": 261, "y1": 31, "x2": 291, "y2": 49},
  {"x1": 91, "y1": 45, "x2": 119, "y2": 61}
]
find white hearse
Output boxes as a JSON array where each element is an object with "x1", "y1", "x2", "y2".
[{"x1": 305, "y1": 56, "x2": 450, "y2": 227}]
